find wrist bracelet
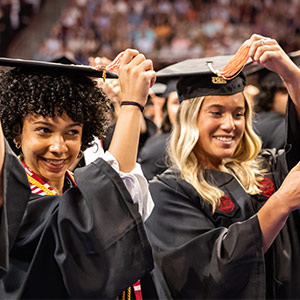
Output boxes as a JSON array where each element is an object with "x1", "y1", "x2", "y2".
[{"x1": 120, "y1": 101, "x2": 144, "y2": 112}]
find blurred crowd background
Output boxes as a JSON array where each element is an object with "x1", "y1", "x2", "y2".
[
  {"x1": 1, "y1": 0, "x2": 300, "y2": 178},
  {"x1": 1, "y1": 0, "x2": 300, "y2": 69}
]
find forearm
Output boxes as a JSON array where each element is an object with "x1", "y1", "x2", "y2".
[
  {"x1": 108, "y1": 49, "x2": 155, "y2": 172},
  {"x1": 108, "y1": 105, "x2": 141, "y2": 172},
  {"x1": 257, "y1": 193, "x2": 290, "y2": 253}
]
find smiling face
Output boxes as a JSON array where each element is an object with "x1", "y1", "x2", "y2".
[
  {"x1": 194, "y1": 93, "x2": 246, "y2": 169},
  {"x1": 16, "y1": 112, "x2": 83, "y2": 193}
]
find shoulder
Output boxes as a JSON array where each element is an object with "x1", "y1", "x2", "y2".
[
  {"x1": 149, "y1": 168, "x2": 210, "y2": 214},
  {"x1": 150, "y1": 168, "x2": 189, "y2": 194}
]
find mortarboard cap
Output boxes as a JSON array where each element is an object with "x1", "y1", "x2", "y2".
[
  {"x1": 157, "y1": 55, "x2": 249, "y2": 103},
  {"x1": 0, "y1": 57, "x2": 118, "y2": 80}
]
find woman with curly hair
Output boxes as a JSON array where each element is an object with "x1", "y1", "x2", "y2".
[
  {"x1": 145, "y1": 34, "x2": 300, "y2": 299},
  {"x1": 0, "y1": 49, "x2": 156, "y2": 299}
]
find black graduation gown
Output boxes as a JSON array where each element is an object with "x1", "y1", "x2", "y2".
[
  {"x1": 0, "y1": 141, "x2": 153, "y2": 299},
  {"x1": 253, "y1": 111, "x2": 285, "y2": 150},
  {"x1": 145, "y1": 99, "x2": 300, "y2": 299},
  {"x1": 138, "y1": 133, "x2": 170, "y2": 181}
]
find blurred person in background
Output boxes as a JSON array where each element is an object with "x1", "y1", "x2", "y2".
[
  {"x1": 252, "y1": 69, "x2": 288, "y2": 149},
  {"x1": 139, "y1": 80, "x2": 179, "y2": 181}
]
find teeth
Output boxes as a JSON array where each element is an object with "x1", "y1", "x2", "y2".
[
  {"x1": 46, "y1": 159, "x2": 65, "y2": 165},
  {"x1": 215, "y1": 136, "x2": 233, "y2": 142}
]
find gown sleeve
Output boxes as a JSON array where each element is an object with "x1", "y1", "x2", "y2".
[
  {"x1": 101, "y1": 151, "x2": 154, "y2": 221},
  {"x1": 58, "y1": 158, "x2": 154, "y2": 298},
  {"x1": 0, "y1": 140, "x2": 30, "y2": 278},
  {"x1": 285, "y1": 97, "x2": 300, "y2": 170}
]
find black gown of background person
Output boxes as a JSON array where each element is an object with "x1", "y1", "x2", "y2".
[
  {"x1": 138, "y1": 133, "x2": 170, "y2": 181},
  {"x1": 145, "y1": 99, "x2": 300, "y2": 299},
  {"x1": 0, "y1": 140, "x2": 153, "y2": 299},
  {"x1": 253, "y1": 111, "x2": 285, "y2": 149}
]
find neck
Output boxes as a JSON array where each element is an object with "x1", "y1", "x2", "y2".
[
  {"x1": 21, "y1": 158, "x2": 65, "y2": 195},
  {"x1": 46, "y1": 179, "x2": 64, "y2": 195}
]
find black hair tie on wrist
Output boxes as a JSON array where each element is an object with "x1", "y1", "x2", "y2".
[{"x1": 120, "y1": 101, "x2": 144, "y2": 112}]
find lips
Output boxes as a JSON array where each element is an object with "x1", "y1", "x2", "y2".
[{"x1": 42, "y1": 157, "x2": 68, "y2": 168}]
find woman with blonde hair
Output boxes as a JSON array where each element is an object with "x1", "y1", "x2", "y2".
[{"x1": 145, "y1": 34, "x2": 300, "y2": 299}]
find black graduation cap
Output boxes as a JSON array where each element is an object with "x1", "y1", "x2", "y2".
[
  {"x1": 0, "y1": 57, "x2": 118, "y2": 80},
  {"x1": 156, "y1": 55, "x2": 250, "y2": 103}
]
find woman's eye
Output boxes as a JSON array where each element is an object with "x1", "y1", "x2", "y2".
[
  {"x1": 235, "y1": 112, "x2": 245, "y2": 118},
  {"x1": 68, "y1": 130, "x2": 79, "y2": 136},
  {"x1": 210, "y1": 111, "x2": 221, "y2": 116},
  {"x1": 37, "y1": 127, "x2": 51, "y2": 134}
]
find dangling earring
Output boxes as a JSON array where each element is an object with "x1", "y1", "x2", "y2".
[
  {"x1": 13, "y1": 138, "x2": 21, "y2": 149},
  {"x1": 77, "y1": 150, "x2": 83, "y2": 159}
]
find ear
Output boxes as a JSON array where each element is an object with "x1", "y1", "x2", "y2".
[
  {"x1": 14, "y1": 135, "x2": 21, "y2": 144},
  {"x1": 13, "y1": 134, "x2": 22, "y2": 150},
  {"x1": 12, "y1": 124, "x2": 22, "y2": 143}
]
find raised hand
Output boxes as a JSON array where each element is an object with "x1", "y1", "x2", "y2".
[
  {"x1": 118, "y1": 49, "x2": 156, "y2": 107},
  {"x1": 247, "y1": 34, "x2": 298, "y2": 81}
]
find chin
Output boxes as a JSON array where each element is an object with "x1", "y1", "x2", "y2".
[{"x1": 217, "y1": 151, "x2": 235, "y2": 159}]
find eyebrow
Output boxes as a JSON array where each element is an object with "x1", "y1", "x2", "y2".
[
  {"x1": 205, "y1": 104, "x2": 245, "y2": 110},
  {"x1": 33, "y1": 121, "x2": 82, "y2": 128}
]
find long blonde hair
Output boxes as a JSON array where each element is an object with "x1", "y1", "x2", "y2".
[{"x1": 168, "y1": 94, "x2": 265, "y2": 212}]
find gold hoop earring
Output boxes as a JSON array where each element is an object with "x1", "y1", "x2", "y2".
[{"x1": 13, "y1": 138, "x2": 21, "y2": 149}]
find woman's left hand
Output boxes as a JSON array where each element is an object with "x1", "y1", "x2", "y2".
[{"x1": 118, "y1": 49, "x2": 156, "y2": 108}]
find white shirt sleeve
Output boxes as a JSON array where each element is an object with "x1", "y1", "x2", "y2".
[{"x1": 83, "y1": 139, "x2": 154, "y2": 221}]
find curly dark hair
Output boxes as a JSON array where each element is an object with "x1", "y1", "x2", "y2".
[{"x1": 0, "y1": 67, "x2": 111, "y2": 154}]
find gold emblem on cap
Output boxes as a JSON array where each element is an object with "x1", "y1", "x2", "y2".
[
  {"x1": 211, "y1": 76, "x2": 227, "y2": 84},
  {"x1": 101, "y1": 66, "x2": 106, "y2": 82}
]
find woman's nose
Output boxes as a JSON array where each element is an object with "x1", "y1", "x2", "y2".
[
  {"x1": 220, "y1": 114, "x2": 235, "y2": 131},
  {"x1": 49, "y1": 135, "x2": 68, "y2": 153}
]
